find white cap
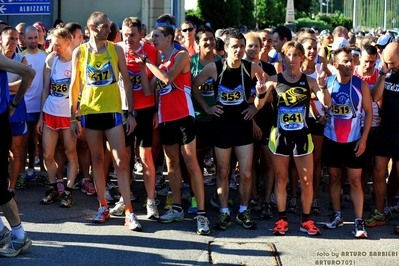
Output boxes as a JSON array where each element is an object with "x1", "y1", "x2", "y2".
[{"x1": 331, "y1": 37, "x2": 349, "y2": 50}]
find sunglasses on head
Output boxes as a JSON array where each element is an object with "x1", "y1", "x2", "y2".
[{"x1": 182, "y1": 27, "x2": 194, "y2": 33}]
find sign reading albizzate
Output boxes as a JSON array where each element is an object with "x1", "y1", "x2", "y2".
[{"x1": 0, "y1": 0, "x2": 51, "y2": 15}]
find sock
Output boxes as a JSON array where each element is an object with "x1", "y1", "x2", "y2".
[
  {"x1": 0, "y1": 218, "x2": 5, "y2": 230},
  {"x1": 172, "y1": 204, "x2": 182, "y2": 211},
  {"x1": 99, "y1": 200, "x2": 108, "y2": 208},
  {"x1": 147, "y1": 198, "x2": 155, "y2": 205},
  {"x1": 221, "y1": 208, "x2": 230, "y2": 215},
  {"x1": 239, "y1": 205, "x2": 247, "y2": 213},
  {"x1": 125, "y1": 205, "x2": 133, "y2": 216},
  {"x1": 355, "y1": 218, "x2": 362, "y2": 223},
  {"x1": 11, "y1": 223, "x2": 25, "y2": 240},
  {"x1": 336, "y1": 211, "x2": 342, "y2": 217},
  {"x1": 51, "y1": 183, "x2": 58, "y2": 191},
  {"x1": 302, "y1": 213, "x2": 310, "y2": 223},
  {"x1": 278, "y1": 211, "x2": 288, "y2": 221},
  {"x1": 197, "y1": 210, "x2": 206, "y2": 216}
]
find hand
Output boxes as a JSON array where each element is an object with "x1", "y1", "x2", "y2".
[
  {"x1": 132, "y1": 52, "x2": 147, "y2": 66},
  {"x1": 125, "y1": 115, "x2": 137, "y2": 135},
  {"x1": 316, "y1": 115, "x2": 327, "y2": 126},
  {"x1": 206, "y1": 105, "x2": 223, "y2": 117},
  {"x1": 255, "y1": 72, "x2": 268, "y2": 94},
  {"x1": 252, "y1": 122, "x2": 262, "y2": 140},
  {"x1": 379, "y1": 59, "x2": 389, "y2": 73},
  {"x1": 152, "y1": 111, "x2": 159, "y2": 129},
  {"x1": 354, "y1": 139, "x2": 366, "y2": 157},
  {"x1": 242, "y1": 105, "x2": 258, "y2": 120},
  {"x1": 70, "y1": 121, "x2": 81, "y2": 138},
  {"x1": 37, "y1": 117, "x2": 44, "y2": 135},
  {"x1": 316, "y1": 63, "x2": 327, "y2": 87}
]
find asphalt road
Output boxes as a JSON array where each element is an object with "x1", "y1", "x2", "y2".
[{"x1": 1, "y1": 170, "x2": 398, "y2": 266}]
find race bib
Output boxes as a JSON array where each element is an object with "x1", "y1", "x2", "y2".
[
  {"x1": 217, "y1": 84, "x2": 244, "y2": 105},
  {"x1": 278, "y1": 106, "x2": 306, "y2": 131},
  {"x1": 86, "y1": 61, "x2": 116, "y2": 86},
  {"x1": 330, "y1": 103, "x2": 353, "y2": 119},
  {"x1": 50, "y1": 78, "x2": 70, "y2": 98},
  {"x1": 200, "y1": 78, "x2": 215, "y2": 97},
  {"x1": 129, "y1": 70, "x2": 142, "y2": 91}
]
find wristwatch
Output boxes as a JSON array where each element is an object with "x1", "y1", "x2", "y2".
[
  {"x1": 129, "y1": 110, "x2": 137, "y2": 117},
  {"x1": 379, "y1": 70, "x2": 386, "y2": 76}
]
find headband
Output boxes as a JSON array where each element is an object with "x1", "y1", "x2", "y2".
[
  {"x1": 351, "y1": 50, "x2": 360, "y2": 56},
  {"x1": 33, "y1": 22, "x2": 46, "y2": 32},
  {"x1": 155, "y1": 22, "x2": 176, "y2": 31}
]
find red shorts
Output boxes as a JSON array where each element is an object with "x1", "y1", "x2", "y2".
[{"x1": 43, "y1": 113, "x2": 70, "y2": 130}]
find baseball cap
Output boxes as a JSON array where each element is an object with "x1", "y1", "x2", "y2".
[
  {"x1": 331, "y1": 37, "x2": 349, "y2": 50},
  {"x1": 319, "y1": 29, "x2": 331, "y2": 39},
  {"x1": 376, "y1": 35, "x2": 394, "y2": 47},
  {"x1": 33, "y1": 22, "x2": 46, "y2": 33}
]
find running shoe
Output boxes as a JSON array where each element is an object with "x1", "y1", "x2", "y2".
[
  {"x1": 40, "y1": 187, "x2": 60, "y2": 204},
  {"x1": 260, "y1": 203, "x2": 273, "y2": 218},
  {"x1": 365, "y1": 209, "x2": 389, "y2": 227},
  {"x1": 157, "y1": 183, "x2": 171, "y2": 197},
  {"x1": 204, "y1": 175, "x2": 216, "y2": 186},
  {"x1": 59, "y1": 192, "x2": 74, "y2": 208},
  {"x1": 324, "y1": 212, "x2": 344, "y2": 229},
  {"x1": 352, "y1": 219, "x2": 368, "y2": 239},
  {"x1": 15, "y1": 175, "x2": 26, "y2": 190},
  {"x1": 81, "y1": 178, "x2": 96, "y2": 196},
  {"x1": 155, "y1": 174, "x2": 165, "y2": 189},
  {"x1": 92, "y1": 206, "x2": 110, "y2": 223},
  {"x1": 210, "y1": 193, "x2": 234, "y2": 211},
  {"x1": 236, "y1": 210, "x2": 256, "y2": 229},
  {"x1": 0, "y1": 227, "x2": 11, "y2": 247},
  {"x1": 181, "y1": 184, "x2": 191, "y2": 201},
  {"x1": 146, "y1": 200, "x2": 160, "y2": 219},
  {"x1": 249, "y1": 198, "x2": 262, "y2": 211},
  {"x1": 273, "y1": 219, "x2": 289, "y2": 235},
  {"x1": 300, "y1": 220, "x2": 321, "y2": 235},
  {"x1": 134, "y1": 161, "x2": 143, "y2": 173},
  {"x1": 0, "y1": 234, "x2": 32, "y2": 257},
  {"x1": 38, "y1": 173, "x2": 50, "y2": 187},
  {"x1": 164, "y1": 193, "x2": 173, "y2": 210},
  {"x1": 213, "y1": 212, "x2": 231, "y2": 230},
  {"x1": 125, "y1": 212, "x2": 143, "y2": 231},
  {"x1": 158, "y1": 207, "x2": 184, "y2": 223},
  {"x1": 142, "y1": 194, "x2": 160, "y2": 208},
  {"x1": 287, "y1": 197, "x2": 298, "y2": 213},
  {"x1": 311, "y1": 198, "x2": 322, "y2": 214},
  {"x1": 110, "y1": 201, "x2": 125, "y2": 216},
  {"x1": 204, "y1": 154, "x2": 213, "y2": 167},
  {"x1": 195, "y1": 215, "x2": 210, "y2": 235},
  {"x1": 188, "y1": 196, "x2": 198, "y2": 214},
  {"x1": 25, "y1": 168, "x2": 37, "y2": 181}
]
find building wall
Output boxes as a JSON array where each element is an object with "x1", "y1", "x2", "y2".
[{"x1": 0, "y1": 0, "x2": 185, "y2": 31}]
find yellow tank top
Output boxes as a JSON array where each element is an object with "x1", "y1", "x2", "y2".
[{"x1": 79, "y1": 41, "x2": 121, "y2": 115}]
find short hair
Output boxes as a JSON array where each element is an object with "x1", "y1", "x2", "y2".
[
  {"x1": 281, "y1": 41, "x2": 305, "y2": 58},
  {"x1": 361, "y1": 44, "x2": 377, "y2": 56},
  {"x1": 156, "y1": 14, "x2": 176, "y2": 27},
  {"x1": 215, "y1": 38, "x2": 225, "y2": 51},
  {"x1": 244, "y1": 32, "x2": 261, "y2": 46},
  {"x1": 122, "y1": 17, "x2": 142, "y2": 32},
  {"x1": 332, "y1": 26, "x2": 348, "y2": 38},
  {"x1": 332, "y1": 46, "x2": 352, "y2": 63},
  {"x1": 1, "y1": 26, "x2": 17, "y2": 37},
  {"x1": 51, "y1": 27, "x2": 72, "y2": 41},
  {"x1": 195, "y1": 25, "x2": 214, "y2": 42},
  {"x1": 25, "y1": 25, "x2": 38, "y2": 37},
  {"x1": 107, "y1": 22, "x2": 120, "y2": 42},
  {"x1": 296, "y1": 27, "x2": 315, "y2": 42},
  {"x1": 53, "y1": 19, "x2": 64, "y2": 28},
  {"x1": 224, "y1": 30, "x2": 245, "y2": 47},
  {"x1": 300, "y1": 37, "x2": 317, "y2": 45},
  {"x1": 87, "y1": 11, "x2": 108, "y2": 27},
  {"x1": 181, "y1": 20, "x2": 195, "y2": 28},
  {"x1": 64, "y1": 22, "x2": 82, "y2": 35},
  {"x1": 272, "y1": 26, "x2": 292, "y2": 42}
]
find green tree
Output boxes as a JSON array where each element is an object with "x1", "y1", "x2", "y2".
[
  {"x1": 256, "y1": 0, "x2": 285, "y2": 28},
  {"x1": 198, "y1": 0, "x2": 241, "y2": 30},
  {"x1": 241, "y1": 0, "x2": 255, "y2": 28}
]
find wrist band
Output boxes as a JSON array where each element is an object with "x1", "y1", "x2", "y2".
[
  {"x1": 256, "y1": 92, "x2": 266, "y2": 99},
  {"x1": 143, "y1": 56, "x2": 149, "y2": 63},
  {"x1": 70, "y1": 119, "x2": 77, "y2": 123},
  {"x1": 10, "y1": 101, "x2": 19, "y2": 108}
]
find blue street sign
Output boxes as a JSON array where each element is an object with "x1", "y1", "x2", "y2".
[{"x1": 0, "y1": 0, "x2": 51, "y2": 15}]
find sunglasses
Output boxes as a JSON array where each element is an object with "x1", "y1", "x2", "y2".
[{"x1": 182, "y1": 27, "x2": 194, "y2": 33}]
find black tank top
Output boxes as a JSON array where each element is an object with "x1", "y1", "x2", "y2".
[{"x1": 274, "y1": 73, "x2": 311, "y2": 135}]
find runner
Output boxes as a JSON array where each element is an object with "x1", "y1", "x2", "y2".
[
  {"x1": 255, "y1": 41, "x2": 330, "y2": 236},
  {"x1": 69, "y1": 12, "x2": 141, "y2": 231}
]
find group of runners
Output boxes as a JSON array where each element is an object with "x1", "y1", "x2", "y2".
[{"x1": 1, "y1": 10, "x2": 399, "y2": 258}]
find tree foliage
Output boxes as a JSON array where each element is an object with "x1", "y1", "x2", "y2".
[
  {"x1": 256, "y1": 0, "x2": 285, "y2": 28},
  {"x1": 241, "y1": 0, "x2": 255, "y2": 28},
  {"x1": 197, "y1": 0, "x2": 241, "y2": 30}
]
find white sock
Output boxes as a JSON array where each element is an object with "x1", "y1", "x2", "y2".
[
  {"x1": 11, "y1": 223, "x2": 25, "y2": 239},
  {"x1": 239, "y1": 205, "x2": 247, "y2": 213}
]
